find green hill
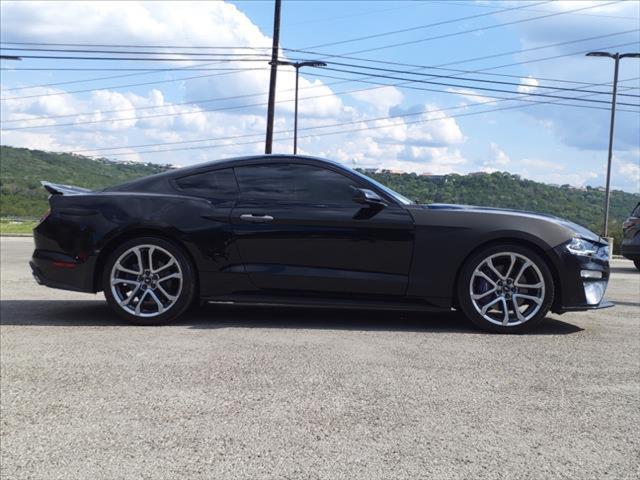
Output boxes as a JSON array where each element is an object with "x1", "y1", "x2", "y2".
[
  {"x1": 0, "y1": 145, "x2": 171, "y2": 218},
  {"x1": 1, "y1": 145, "x2": 638, "y2": 251}
]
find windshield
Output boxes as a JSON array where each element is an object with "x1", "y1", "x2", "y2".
[{"x1": 351, "y1": 169, "x2": 415, "y2": 205}]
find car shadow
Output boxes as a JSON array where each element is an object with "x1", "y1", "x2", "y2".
[
  {"x1": 610, "y1": 266, "x2": 638, "y2": 274},
  {"x1": 611, "y1": 300, "x2": 640, "y2": 308},
  {"x1": 0, "y1": 300, "x2": 584, "y2": 335}
]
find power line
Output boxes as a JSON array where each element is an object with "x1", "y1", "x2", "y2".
[
  {"x1": 286, "y1": 29, "x2": 640, "y2": 88},
  {"x1": 318, "y1": 60, "x2": 640, "y2": 98},
  {"x1": 0, "y1": 47, "x2": 272, "y2": 57},
  {"x1": 1, "y1": 67, "x2": 267, "y2": 100},
  {"x1": 2, "y1": 54, "x2": 270, "y2": 62},
  {"x1": 0, "y1": 41, "x2": 271, "y2": 49},
  {"x1": 322, "y1": 1, "x2": 623, "y2": 56},
  {"x1": 303, "y1": 1, "x2": 551, "y2": 49},
  {"x1": 311, "y1": 70, "x2": 639, "y2": 112},
  {"x1": 318, "y1": 65, "x2": 640, "y2": 107},
  {"x1": 0, "y1": 62, "x2": 229, "y2": 91},
  {"x1": 428, "y1": 0, "x2": 638, "y2": 21}
]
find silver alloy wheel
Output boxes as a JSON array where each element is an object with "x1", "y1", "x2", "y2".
[
  {"x1": 110, "y1": 244, "x2": 183, "y2": 318},
  {"x1": 469, "y1": 251, "x2": 546, "y2": 327}
]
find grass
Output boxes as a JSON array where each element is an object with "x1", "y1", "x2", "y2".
[{"x1": 0, "y1": 218, "x2": 37, "y2": 235}]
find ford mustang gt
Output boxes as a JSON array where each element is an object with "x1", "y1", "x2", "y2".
[{"x1": 30, "y1": 155, "x2": 612, "y2": 332}]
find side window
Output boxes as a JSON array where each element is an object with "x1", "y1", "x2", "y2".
[
  {"x1": 174, "y1": 168, "x2": 238, "y2": 200},
  {"x1": 234, "y1": 163, "x2": 361, "y2": 204},
  {"x1": 633, "y1": 204, "x2": 640, "y2": 217}
]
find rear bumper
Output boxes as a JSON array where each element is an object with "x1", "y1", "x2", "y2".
[{"x1": 30, "y1": 250, "x2": 96, "y2": 293}]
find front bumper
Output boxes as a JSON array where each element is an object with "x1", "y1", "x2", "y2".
[{"x1": 552, "y1": 242, "x2": 612, "y2": 313}]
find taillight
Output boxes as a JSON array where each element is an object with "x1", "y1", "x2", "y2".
[{"x1": 38, "y1": 208, "x2": 51, "y2": 224}]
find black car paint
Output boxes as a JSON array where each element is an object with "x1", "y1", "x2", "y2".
[
  {"x1": 621, "y1": 202, "x2": 640, "y2": 263},
  {"x1": 31, "y1": 154, "x2": 609, "y2": 314}
]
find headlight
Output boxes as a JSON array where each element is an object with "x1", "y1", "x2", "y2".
[{"x1": 566, "y1": 237, "x2": 598, "y2": 256}]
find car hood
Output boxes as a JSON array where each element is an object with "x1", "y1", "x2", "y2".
[{"x1": 419, "y1": 203, "x2": 604, "y2": 243}]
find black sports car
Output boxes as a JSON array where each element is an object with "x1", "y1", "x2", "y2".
[
  {"x1": 31, "y1": 155, "x2": 612, "y2": 332},
  {"x1": 621, "y1": 202, "x2": 640, "y2": 271}
]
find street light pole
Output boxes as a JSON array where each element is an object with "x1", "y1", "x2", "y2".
[
  {"x1": 586, "y1": 51, "x2": 640, "y2": 237},
  {"x1": 271, "y1": 60, "x2": 326, "y2": 154}
]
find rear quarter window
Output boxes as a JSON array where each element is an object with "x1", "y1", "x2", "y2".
[{"x1": 174, "y1": 168, "x2": 238, "y2": 202}]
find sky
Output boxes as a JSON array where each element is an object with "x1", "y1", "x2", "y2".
[{"x1": 1, "y1": 0, "x2": 639, "y2": 192}]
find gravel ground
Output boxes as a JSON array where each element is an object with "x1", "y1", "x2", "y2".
[{"x1": 1, "y1": 236, "x2": 639, "y2": 479}]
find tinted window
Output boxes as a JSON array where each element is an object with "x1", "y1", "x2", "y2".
[
  {"x1": 174, "y1": 168, "x2": 238, "y2": 199},
  {"x1": 235, "y1": 163, "x2": 361, "y2": 204}
]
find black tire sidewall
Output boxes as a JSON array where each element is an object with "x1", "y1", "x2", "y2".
[
  {"x1": 102, "y1": 236, "x2": 196, "y2": 325},
  {"x1": 457, "y1": 243, "x2": 554, "y2": 333}
]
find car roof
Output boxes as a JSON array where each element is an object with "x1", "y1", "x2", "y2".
[
  {"x1": 174, "y1": 154, "x2": 348, "y2": 175},
  {"x1": 106, "y1": 155, "x2": 354, "y2": 192}
]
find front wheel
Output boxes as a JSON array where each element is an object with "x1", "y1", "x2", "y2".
[
  {"x1": 103, "y1": 236, "x2": 196, "y2": 325},
  {"x1": 457, "y1": 244, "x2": 554, "y2": 333}
]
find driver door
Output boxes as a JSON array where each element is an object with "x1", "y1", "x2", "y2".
[{"x1": 230, "y1": 161, "x2": 414, "y2": 296}]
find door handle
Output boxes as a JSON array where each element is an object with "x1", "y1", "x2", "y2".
[{"x1": 239, "y1": 213, "x2": 274, "y2": 223}]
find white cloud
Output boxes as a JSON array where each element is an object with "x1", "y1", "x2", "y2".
[
  {"x1": 480, "y1": 142, "x2": 510, "y2": 170},
  {"x1": 350, "y1": 86, "x2": 404, "y2": 112},
  {"x1": 521, "y1": 158, "x2": 564, "y2": 170},
  {"x1": 517, "y1": 76, "x2": 539, "y2": 94},
  {"x1": 446, "y1": 88, "x2": 495, "y2": 104}
]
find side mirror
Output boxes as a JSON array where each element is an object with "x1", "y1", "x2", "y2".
[{"x1": 353, "y1": 188, "x2": 387, "y2": 207}]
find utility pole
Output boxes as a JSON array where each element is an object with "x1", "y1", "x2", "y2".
[
  {"x1": 586, "y1": 51, "x2": 639, "y2": 237},
  {"x1": 271, "y1": 60, "x2": 326, "y2": 154},
  {"x1": 264, "y1": 0, "x2": 282, "y2": 154}
]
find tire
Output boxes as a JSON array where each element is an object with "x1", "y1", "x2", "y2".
[
  {"x1": 457, "y1": 243, "x2": 554, "y2": 333},
  {"x1": 634, "y1": 260, "x2": 640, "y2": 272},
  {"x1": 102, "y1": 236, "x2": 196, "y2": 325}
]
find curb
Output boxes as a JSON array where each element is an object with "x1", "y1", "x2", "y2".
[{"x1": 0, "y1": 233, "x2": 33, "y2": 237}]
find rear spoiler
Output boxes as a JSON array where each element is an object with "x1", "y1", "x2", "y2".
[{"x1": 41, "y1": 181, "x2": 92, "y2": 195}]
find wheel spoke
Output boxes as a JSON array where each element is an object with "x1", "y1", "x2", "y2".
[
  {"x1": 481, "y1": 296, "x2": 503, "y2": 315},
  {"x1": 487, "y1": 258, "x2": 504, "y2": 280},
  {"x1": 513, "y1": 293, "x2": 542, "y2": 305},
  {"x1": 156, "y1": 284, "x2": 177, "y2": 302},
  {"x1": 147, "y1": 246, "x2": 155, "y2": 272},
  {"x1": 112, "y1": 278, "x2": 140, "y2": 287},
  {"x1": 158, "y1": 272, "x2": 182, "y2": 282},
  {"x1": 120, "y1": 285, "x2": 140, "y2": 306},
  {"x1": 501, "y1": 297, "x2": 510, "y2": 325},
  {"x1": 472, "y1": 287, "x2": 497, "y2": 300},
  {"x1": 148, "y1": 290, "x2": 164, "y2": 314},
  {"x1": 133, "y1": 247, "x2": 144, "y2": 273},
  {"x1": 514, "y1": 261, "x2": 532, "y2": 284},
  {"x1": 135, "y1": 289, "x2": 150, "y2": 315},
  {"x1": 515, "y1": 281, "x2": 543, "y2": 289},
  {"x1": 504, "y1": 253, "x2": 516, "y2": 280},
  {"x1": 116, "y1": 262, "x2": 140, "y2": 275},
  {"x1": 512, "y1": 297, "x2": 527, "y2": 322},
  {"x1": 473, "y1": 271, "x2": 497, "y2": 287},
  {"x1": 153, "y1": 259, "x2": 175, "y2": 274}
]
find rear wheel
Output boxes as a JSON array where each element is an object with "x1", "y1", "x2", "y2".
[
  {"x1": 457, "y1": 244, "x2": 554, "y2": 333},
  {"x1": 103, "y1": 236, "x2": 196, "y2": 325}
]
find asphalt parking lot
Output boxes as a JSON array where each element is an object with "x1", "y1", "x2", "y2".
[{"x1": 1, "y1": 236, "x2": 639, "y2": 479}]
